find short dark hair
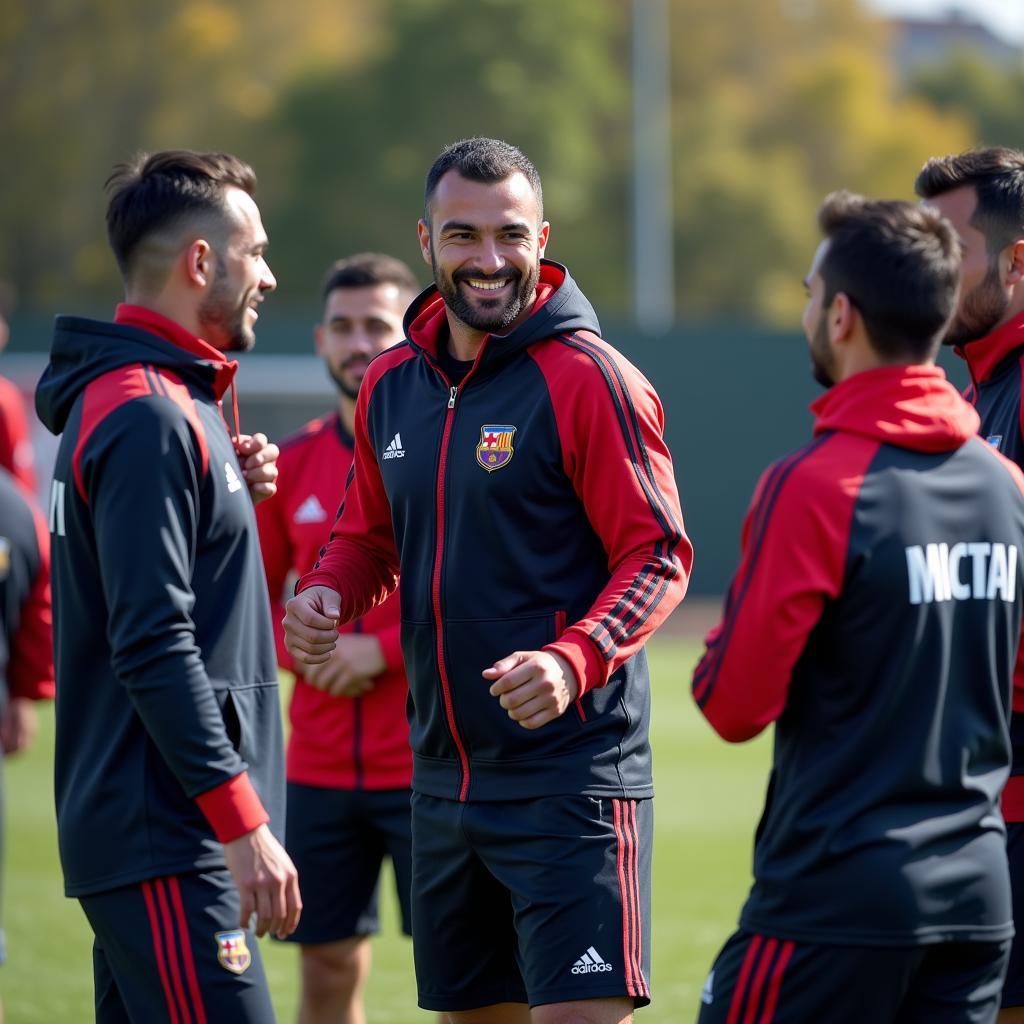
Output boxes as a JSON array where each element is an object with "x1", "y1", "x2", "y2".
[
  {"x1": 321, "y1": 252, "x2": 421, "y2": 306},
  {"x1": 914, "y1": 147, "x2": 1024, "y2": 254},
  {"x1": 817, "y1": 191, "x2": 961, "y2": 362},
  {"x1": 105, "y1": 150, "x2": 258, "y2": 277},
  {"x1": 423, "y1": 138, "x2": 543, "y2": 222}
]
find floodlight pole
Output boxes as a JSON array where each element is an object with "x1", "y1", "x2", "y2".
[{"x1": 632, "y1": 0, "x2": 675, "y2": 333}]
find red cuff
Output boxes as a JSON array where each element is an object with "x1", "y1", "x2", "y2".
[
  {"x1": 1003, "y1": 775, "x2": 1024, "y2": 823},
  {"x1": 377, "y1": 624, "x2": 404, "y2": 674},
  {"x1": 195, "y1": 772, "x2": 269, "y2": 843},
  {"x1": 545, "y1": 630, "x2": 606, "y2": 697}
]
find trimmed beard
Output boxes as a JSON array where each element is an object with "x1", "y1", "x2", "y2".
[
  {"x1": 944, "y1": 259, "x2": 1008, "y2": 348},
  {"x1": 429, "y1": 238, "x2": 539, "y2": 334},
  {"x1": 198, "y1": 260, "x2": 256, "y2": 353},
  {"x1": 809, "y1": 309, "x2": 836, "y2": 388}
]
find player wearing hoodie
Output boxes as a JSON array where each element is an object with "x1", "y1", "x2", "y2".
[
  {"x1": 35, "y1": 150, "x2": 299, "y2": 1024},
  {"x1": 694, "y1": 194, "x2": 1024, "y2": 1023},
  {"x1": 284, "y1": 139, "x2": 691, "y2": 1023},
  {"x1": 916, "y1": 148, "x2": 1024, "y2": 1022}
]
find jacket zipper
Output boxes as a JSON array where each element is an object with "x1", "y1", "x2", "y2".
[
  {"x1": 433, "y1": 378, "x2": 471, "y2": 800},
  {"x1": 554, "y1": 609, "x2": 587, "y2": 723}
]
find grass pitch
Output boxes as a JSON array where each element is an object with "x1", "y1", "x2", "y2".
[{"x1": 3, "y1": 637, "x2": 771, "y2": 1022}]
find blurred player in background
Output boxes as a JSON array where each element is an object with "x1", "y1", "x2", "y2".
[
  {"x1": 256, "y1": 252, "x2": 425, "y2": 1024},
  {"x1": 284, "y1": 137, "x2": 691, "y2": 1024},
  {"x1": 916, "y1": 147, "x2": 1024, "y2": 1023},
  {"x1": 0, "y1": 286, "x2": 37, "y2": 493},
  {"x1": 0, "y1": 467, "x2": 53, "y2": 1024},
  {"x1": 35, "y1": 150, "x2": 299, "y2": 1023},
  {"x1": 693, "y1": 193, "x2": 1024, "y2": 1023}
]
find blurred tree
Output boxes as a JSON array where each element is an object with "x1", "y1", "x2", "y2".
[
  {"x1": 909, "y1": 50, "x2": 1024, "y2": 152},
  {"x1": 668, "y1": 0, "x2": 972, "y2": 323},
  {"x1": 0, "y1": 0, "x2": 987, "y2": 329},
  {"x1": 0, "y1": 0, "x2": 374, "y2": 309},
  {"x1": 258, "y1": 0, "x2": 629, "y2": 315}
]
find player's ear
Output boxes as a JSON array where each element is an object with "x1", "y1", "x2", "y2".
[
  {"x1": 829, "y1": 292, "x2": 856, "y2": 345},
  {"x1": 417, "y1": 221, "x2": 432, "y2": 267},
  {"x1": 537, "y1": 221, "x2": 550, "y2": 257},
  {"x1": 185, "y1": 239, "x2": 213, "y2": 288},
  {"x1": 1005, "y1": 239, "x2": 1024, "y2": 287}
]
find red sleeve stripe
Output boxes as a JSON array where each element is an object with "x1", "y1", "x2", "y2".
[
  {"x1": 591, "y1": 557, "x2": 676, "y2": 659},
  {"x1": 693, "y1": 434, "x2": 835, "y2": 706},
  {"x1": 555, "y1": 333, "x2": 684, "y2": 660},
  {"x1": 563, "y1": 332, "x2": 685, "y2": 549}
]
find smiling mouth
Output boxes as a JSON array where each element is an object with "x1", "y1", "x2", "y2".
[{"x1": 463, "y1": 278, "x2": 512, "y2": 292}]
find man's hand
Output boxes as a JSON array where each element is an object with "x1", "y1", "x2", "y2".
[
  {"x1": 235, "y1": 433, "x2": 280, "y2": 504},
  {"x1": 483, "y1": 650, "x2": 579, "y2": 729},
  {"x1": 304, "y1": 634, "x2": 385, "y2": 698},
  {"x1": 223, "y1": 823, "x2": 302, "y2": 939},
  {"x1": 1, "y1": 697, "x2": 37, "y2": 756},
  {"x1": 284, "y1": 587, "x2": 343, "y2": 665}
]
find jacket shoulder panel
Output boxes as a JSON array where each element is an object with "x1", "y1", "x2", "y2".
[{"x1": 73, "y1": 364, "x2": 209, "y2": 502}]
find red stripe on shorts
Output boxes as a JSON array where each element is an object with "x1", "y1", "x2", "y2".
[
  {"x1": 168, "y1": 877, "x2": 208, "y2": 1024},
  {"x1": 142, "y1": 880, "x2": 182, "y2": 1024},
  {"x1": 742, "y1": 937, "x2": 778, "y2": 1024},
  {"x1": 612, "y1": 799, "x2": 637, "y2": 995},
  {"x1": 725, "y1": 934, "x2": 764, "y2": 1024},
  {"x1": 758, "y1": 940, "x2": 795, "y2": 1023},
  {"x1": 154, "y1": 879, "x2": 193, "y2": 1024},
  {"x1": 624, "y1": 801, "x2": 649, "y2": 998}
]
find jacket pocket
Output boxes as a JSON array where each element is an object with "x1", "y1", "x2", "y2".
[{"x1": 444, "y1": 612, "x2": 583, "y2": 761}]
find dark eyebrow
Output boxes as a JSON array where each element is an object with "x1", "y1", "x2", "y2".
[{"x1": 439, "y1": 221, "x2": 478, "y2": 234}]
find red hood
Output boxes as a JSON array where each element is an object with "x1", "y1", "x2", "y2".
[
  {"x1": 114, "y1": 304, "x2": 238, "y2": 400},
  {"x1": 956, "y1": 310, "x2": 1024, "y2": 385},
  {"x1": 812, "y1": 364, "x2": 980, "y2": 452},
  {"x1": 406, "y1": 268, "x2": 561, "y2": 361}
]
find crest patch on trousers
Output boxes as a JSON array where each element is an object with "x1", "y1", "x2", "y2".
[
  {"x1": 476, "y1": 424, "x2": 516, "y2": 472},
  {"x1": 215, "y1": 929, "x2": 252, "y2": 974}
]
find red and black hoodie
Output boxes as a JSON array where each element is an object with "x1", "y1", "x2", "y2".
[
  {"x1": 36, "y1": 306, "x2": 284, "y2": 898},
  {"x1": 958, "y1": 310, "x2": 1024, "y2": 821},
  {"x1": 256, "y1": 413, "x2": 412, "y2": 790},
  {"x1": 694, "y1": 366, "x2": 1024, "y2": 945},
  {"x1": 0, "y1": 467, "x2": 54, "y2": 718},
  {"x1": 298, "y1": 261, "x2": 692, "y2": 802}
]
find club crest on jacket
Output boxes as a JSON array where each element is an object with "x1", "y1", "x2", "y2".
[{"x1": 476, "y1": 424, "x2": 516, "y2": 472}]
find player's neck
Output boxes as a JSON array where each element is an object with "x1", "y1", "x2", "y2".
[{"x1": 338, "y1": 395, "x2": 357, "y2": 437}]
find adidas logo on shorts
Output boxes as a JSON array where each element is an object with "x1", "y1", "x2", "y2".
[{"x1": 571, "y1": 946, "x2": 613, "y2": 974}]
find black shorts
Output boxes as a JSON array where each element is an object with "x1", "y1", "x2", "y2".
[
  {"x1": 1003, "y1": 821, "x2": 1024, "y2": 1008},
  {"x1": 411, "y1": 791, "x2": 652, "y2": 1013},
  {"x1": 698, "y1": 929, "x2": 1010, "y2": 1024},
  {"x1": 79, "y1": 869, "x2": 274, "y2": 1024},
  {"x1": 282, "y1": 783, "x2": 413, "y2": 945}
]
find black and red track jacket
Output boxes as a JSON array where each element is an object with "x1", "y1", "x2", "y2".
[
  {"x1": 957, "y1": 310, "x2": 1024, "y2": 822},
  {"x1": 298, "y1": 261, "x2": 691, "y2": 802},
  {"x1": 36, "y1": 305, "x2": 283, "y2": 897},
  {"x1": 694, "y1": 365, "x2": 1024, "y2": 945},
  {"x1": 256, "y1": 413, "x2": 412, "y2": 790},
  {"x1": 0, "y1": 467, "x2": 53, "y2": 716}
]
